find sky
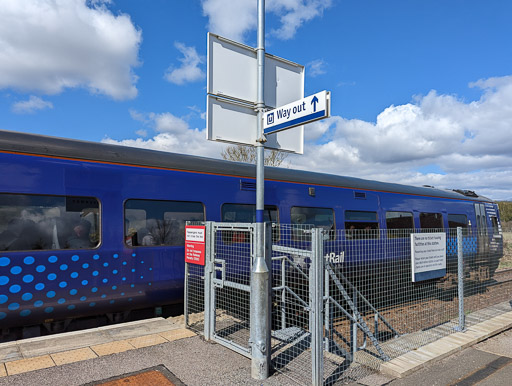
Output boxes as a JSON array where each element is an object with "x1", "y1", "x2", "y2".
[{"x1": 1, "y1": 0, "x2": 512, "y2": 200}]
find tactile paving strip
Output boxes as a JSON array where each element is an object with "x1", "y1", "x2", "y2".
[
  {"x1": 1, "y1": 326, "x2": 197, "y2": 376},
  {"x1": 51, "y1": 347, "x2": 98, "y2": 366},
  {"x1": 5, "y1": 355, "x2": 55, "y2": 375}
]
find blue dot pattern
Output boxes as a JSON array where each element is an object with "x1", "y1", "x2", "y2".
[{"x1": 0, "y1": 252, "x2": 151, "y2": 322}]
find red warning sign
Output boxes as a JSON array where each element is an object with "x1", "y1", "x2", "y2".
[{"x1": 185, "y1": 225, "x2": 206, "y2": 266}]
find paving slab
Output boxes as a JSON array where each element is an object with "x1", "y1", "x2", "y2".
[
  {"x1": 0, "y1": 364, "x2": 5, "y2": 377},
  {"x1": 51, "y1": 347, "x2": 98, "y2": 366},
  {"x1": 0, "y1": 343, "x2": 22, "y2": 363},
  {"x1": 100, "y1": 318, "x2": 179, "y2": 340},
  {"x1": 127, "y1": 334, "x2": 167, "y2": 349},
  {"x1": 159, "y1": 328, "x2": 196, "y2": 342},
  {"x1": 5, "y1": 355, "x2": 55, "y2": 376},
  {"x1": 18, "y1": 330, "x2": 108, "y2": 358},
  {"x1": 90, "y1": 340, "x2": 136, "y2": 356}
]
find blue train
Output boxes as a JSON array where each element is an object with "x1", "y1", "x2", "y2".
[{"x1": 0, "y1": 130, "x2": 503, "y2": 333}]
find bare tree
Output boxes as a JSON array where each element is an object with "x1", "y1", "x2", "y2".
[{"x1": 221, "y1": 145, "x2": 289, "y2": 167}]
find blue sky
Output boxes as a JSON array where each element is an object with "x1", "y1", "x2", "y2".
[{"x1": 1, "y1": 0, "x2": 512, "y2": 200}]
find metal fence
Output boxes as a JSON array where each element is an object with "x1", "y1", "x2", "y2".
[
  {"x1": 186, "y1": 224, "x2": 511, "y2": 385},
  {"x1": 185, "y1": 222, "x2": 256, "y2": 357},
  {"x1": 270, "y1": 224, "x2": 316, "y2": 383}
]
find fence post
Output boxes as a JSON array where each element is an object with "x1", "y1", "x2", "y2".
[
  {"x1": 350, "y1": 287, "x2": 357, "y2": 360},
  {"x1": 310, "y1": 228, "x2": 324, "y2": 386},
  {"x1": 203, "y1": 221, "x2": 213, "y2": 340},
  {"x1": 457, "y1": 226, "x2": 465, "y2": 332},
  {"x1": 324, "y1": 260, "x2": 331, "y2": 353},
  {"x1": 184, "y1": 261, "x2": 190, "y2": 327}
]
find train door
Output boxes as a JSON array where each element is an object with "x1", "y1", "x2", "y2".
[{"x1": 474, "y1": 203, "x2": 490, "y2": 256}]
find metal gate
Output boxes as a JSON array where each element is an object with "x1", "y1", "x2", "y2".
[
  {"x1": 204, "y1": 222, "x2": 255, "y2": 357},
  {"x1": 270, "y1": 227, "x2": 398, "y2": 385}
]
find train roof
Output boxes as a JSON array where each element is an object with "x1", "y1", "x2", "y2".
[{"x1": 0, "y1": 129, "x2": 493, "y2": 203}]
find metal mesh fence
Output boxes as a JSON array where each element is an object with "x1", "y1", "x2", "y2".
[
  {"x1": 185, "y1": 223, "x2": 510, "y2": 385},
  {"x1": 268, "y1": 225, "x2": 510, "y2": 385},
  {"x1": 184, "y1": 262, "x2": 206, "y2": 333},
  {"x1": 210, "y1": 223, "x2": 254, "y2": 354},
  {"x1": 270, "y1": 224, "x2": 314, "y2": 384},
  {"x1": 462, "y1": 225, "x2": 512, "y2": 326},
  {"x1": 184, "y1": 221, "x2": 206, "y2": 333},
  {"x1": 322, "y1": 228, "x2": 459, "y2": 381}
]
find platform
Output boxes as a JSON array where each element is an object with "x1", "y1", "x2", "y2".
[
  {"x1": 0, "y1": 310, "x2": 511, "y2": 385},
  {"x1": 0, "y1": 316, "x2": 194, "y2": 377}
]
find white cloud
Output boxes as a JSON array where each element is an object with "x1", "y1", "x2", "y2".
[
  {"x1": 202, "y1": 0, "x2": 256, "y2": 43},
  {"x1": 165, "y1": 43, "x2": 205, "y2": 85},
  {"x1": 0, "y1": 0, "x2": 141, "y2": 100},
  {"x1": 288, "y1": 75, "x2": 512, "y2": 200},
  {"x1": 201, "y1": 0, "x2": 332, "y2": 42},
  {"x1": 307, "y1": 59, "x2": 326, "y2": 77},
  {"x1": 135, "y1": 129, "x2": 148, "y2": 137},
  {"x1": 150, "y1": 112, "x2": 190, "y2": 134},
  {"x1": 187, "y1": 105, "x2": 207, "y2": 120},
  {"x1": 268, "y1": 0, "x2": 333, "y2": 40},
  {"x1": 11, "y1": 96, "x2": 53, "y2": 114},
  {"x1": 103, "y1": 110, "x2": 224, "y2": 158},
  {"x1": 108, "y1": 75, "x2": 512, "y2": 201}
]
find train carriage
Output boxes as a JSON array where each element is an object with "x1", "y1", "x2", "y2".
[{"x1": 0, "y1": 130, "x2": 503, "y2": 335}]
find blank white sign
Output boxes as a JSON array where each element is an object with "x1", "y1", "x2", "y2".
[{"x1": 206, "y1": 33, "x2": 304, "y2": 154}]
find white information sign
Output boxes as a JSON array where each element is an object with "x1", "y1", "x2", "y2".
[
  {"x1": 263, "y1": 91, "x2": 330, "y2": 135},
  {"x1": 410, "y1": 232, "x2": 447, "y2": 282}
]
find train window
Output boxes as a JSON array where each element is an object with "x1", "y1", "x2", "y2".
[
  {"x1": 448, "y1": 214, "x2": 468, "y2": 236},
  {"x1": 221, "y1": 204, "x2": 279, "y2": 242},
  {"x1": 419, "y1": 212, "x2": 444, "y2": 231},
  {"x1": 386, "y1": 212, "x2": 413, "y2": 229},
  {"x1": 385, "y1": 212, "x2": 413, "y2": 238},
  {"x1": 0, "y1": 193, "x2": 100, "y2": 251},
  {"x1": 345, "y1": 210, "x2": 379, "y2": 239},
  {"x1": 448, "y1": 214, "x2": 467, "y2": 228},
  {"x1": 124, "y1": 200, "x2": 204, "y2": 247},
  {"x1": 291, "y1": 207, "x2": 335, "y2": 241},
  {"x1": 490, "y1": 216, "x2": 500, "y2": 235}
]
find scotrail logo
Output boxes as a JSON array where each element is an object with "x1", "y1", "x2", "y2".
[{"x1": 324, "y1": 251, "x2": 345, "y2": 264}]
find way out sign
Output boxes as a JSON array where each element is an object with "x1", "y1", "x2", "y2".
[
  {"x1": 263, "y1": 90, "x2": 330, "y2": 135},
  {"x1": 185, "y1": 225, "x2": 206, "y2": 266}
]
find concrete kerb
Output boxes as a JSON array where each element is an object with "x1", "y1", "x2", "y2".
[{"x1": 380, "y1": 310, "x2": 512, "y2": 378}]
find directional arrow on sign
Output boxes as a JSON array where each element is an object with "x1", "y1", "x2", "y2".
[
  {"x1": 311, "y1": 95, "x2": 319, "y2": 112},
  {"x1": 263, "y1": 91, "x2": 330, "y2": 136}
]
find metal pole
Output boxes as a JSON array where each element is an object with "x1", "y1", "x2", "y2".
[
  {"x1": 281, "y1": 256, "x2": 286, "y2": 330},
  {"x1": 184, "y1": 255, "x2": 189, "y2": 328},
  {"x1": 350, "y1": 286, "x2": 357, "y2": 360},
  {"x1": 250, "y1": 0, "x2": 270, "y2": 379},
  {"x1": 324, "y1": 264, "x2": 331, "y2": 352},
  {"x1": 311, "y1": 228, "x2": 324, "y2": 385},
  {"x1": 204, "y1": 222, "x2": 213, "y2": 340},
  {"x1": 457, "y1": 226, "x2": 465, "y2": 331}
]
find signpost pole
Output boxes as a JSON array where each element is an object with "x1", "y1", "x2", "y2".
[{"x1": 250, "y1": 0, "x2": 271, "y2": 380}]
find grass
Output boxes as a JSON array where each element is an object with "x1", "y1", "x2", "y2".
[{"x1": 498, "y1": 230, "x2": 512, "y2": 270}]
